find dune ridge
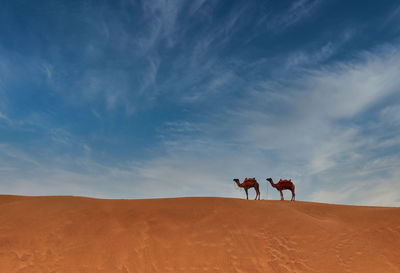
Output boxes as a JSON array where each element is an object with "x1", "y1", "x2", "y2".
[{"x1": 0, "y1": 195, "x2": 399, "y2": 273}]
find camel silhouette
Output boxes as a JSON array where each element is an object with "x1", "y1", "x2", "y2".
[
  {"x1": 266, "y1": 178, "x2": 295, "y2": 201},
  {"x1": 233, "y1": 178, "x2": 261, "y2": 200}
]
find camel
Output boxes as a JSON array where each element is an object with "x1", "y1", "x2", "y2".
[
  {"x1": 266, "y1": 178, "x2": 295, "y2": 201},
  {"x1": 233, "y1": 178, "x2": 261, "y2": 200}
]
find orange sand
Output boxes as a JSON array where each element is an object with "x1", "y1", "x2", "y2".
[{"x1": 0, "y1": 195, "x2": 399, "y2": 273}]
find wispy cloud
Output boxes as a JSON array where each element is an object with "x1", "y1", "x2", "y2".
[
  {"x1": 0, "y1": 112, "x2": 10, "y2": 123},
  {"x1": 311, "y1": 168, "x2": 400, "y2": 206},
  {"x1": 264, "y1": 0, "x2": 322, "y2": 32},
  {"x1": 284, "y1": 29, "x2": 356, "y2": 69},
  {"x1": 0, "y1": 142, "x2": 242, "y2": 199},
  {"x1": 139, "y1": 0, "x2": 185, "y2": 49},
  {"x1": 383, "y1": 3, "x2": 400, "y2": 32}
]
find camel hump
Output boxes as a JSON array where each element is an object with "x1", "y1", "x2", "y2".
[
  {"x1": 244, "y1": 177, "x2": 257, "y2": 182},
  {"x1": 279, "y1": 179, "x2": 292, "y2": 183}
]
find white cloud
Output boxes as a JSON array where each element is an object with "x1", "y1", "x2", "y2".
[
  {"x1": 264, "y1": 0, "x2": 322, "y2": 32},
  {"x1": 383, "y1": 4, "x2": 400, "y2": 32},
  {"x1": 140, "y1": 0, "x2": 185, "y2": 49},
  {"x1": 0, "y1": 144, "x2": 243, "y2": 199},
  {"x1": 311, "y1": 171, "x2": 400, "y2": 206},
  {"x1": 380, "y1": 105, "x2": 400, "y2": 125},
  {"x1": 284, "y1": 29, "x2": 356, "y2": 69},
  {"x1": 0, "y1": 112, "x2": 9, "y2": 122}
]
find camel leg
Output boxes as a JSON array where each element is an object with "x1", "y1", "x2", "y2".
[
  {"x1": 245, "y1": 188, "x2": 248, "y2": 200},
  {"x1": 291, "y1": 190, "x2": 295, "y2": 201},
  {"x1": 280, "y1": 190, "x2": 284, "y2": 201}
]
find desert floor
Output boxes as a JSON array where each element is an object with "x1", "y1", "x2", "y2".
[{"x1": 0, "y1": 195, "x2": 399, "y2": 273}]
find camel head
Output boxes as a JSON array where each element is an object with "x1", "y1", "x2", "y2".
[
  {"x1": 266, "y1": 178, "x2": 276, "y2": 188},
  {"x1": 233, "y1": 178, "x2": 241, "y2": 188}
]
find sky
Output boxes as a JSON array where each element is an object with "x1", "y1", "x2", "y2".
[{"x1": 1, "y1": 0, "x2": 400, "y2": 206}]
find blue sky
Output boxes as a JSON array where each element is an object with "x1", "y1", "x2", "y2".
[{"x1": 1, "y1": 0, "x2": 400, "y2": 205}]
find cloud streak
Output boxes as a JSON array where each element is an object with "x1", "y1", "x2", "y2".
[{"x1": 261, "y1": 0, "x2": 322, "y2": 32}]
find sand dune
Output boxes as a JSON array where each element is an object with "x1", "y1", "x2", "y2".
[{"x1": 0, "y1": 195, "x2": 399, "y2": 273}]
